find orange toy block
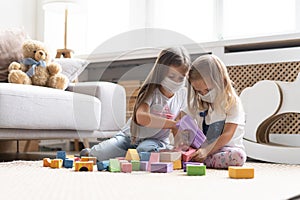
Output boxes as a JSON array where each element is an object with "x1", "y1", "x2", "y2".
[
  {"x1": 50, "y1": 159, "x2": 63, "y2": 168},
  {"x1": 125, "y1": 149, "x2": 140, "y2": 161},
  {"x1": 228, "y1": 166, "x2": 254, "y2": 179},
  {"x1": 43, "y1": 158, "x2": 51, "y2": 167},
  {"x1": 160, "y1": 152, "x2": 182, "y2": 162},
  {"x1": 81, "y1": 157, "x2": 97, "y2": 165},
  {"x1": 173, "y1": 159, "x2": 182, "y2": 170},
  {"x1": 75, "y1": 161, "x2": 94, "y2": 172}
]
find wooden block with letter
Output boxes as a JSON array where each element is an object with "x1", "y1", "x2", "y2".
[{"x1": 228, "y1": 166, "x2": 254, "y2": 179}]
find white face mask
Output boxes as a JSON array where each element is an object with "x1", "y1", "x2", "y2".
[
  {"x1": 198, "y1": 88, "x2": 217, "y2": 103},
  {"x1": 161, "y1": 77, "x2": 185, "y2": 93}
]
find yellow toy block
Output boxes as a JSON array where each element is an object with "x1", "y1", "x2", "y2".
[
  {"x1": 173, "y1": 159, "x2": 182, "y2": 170},
  {"x1": 50, "y1": 159, "x2": 63, "y2": 168},
  {"x1": 228, "y1": 166, "x2": 254, "y2": 179},
  {"x1": 43, "y1": 158, "x2": 51, "y2": 167},
  {"x1": 125, "y1": 149, "x2": 140, "y2": 161},
  {"x1": 81, "y1": 157, "x2": 97, "y2": 165},
  {"x1": 74, "y1": 161, "x2": 94, "y2": 172}
]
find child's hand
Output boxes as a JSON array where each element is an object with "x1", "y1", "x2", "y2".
[{"x1": 191, "y1": 148, "x2": 208, "y2": 162}]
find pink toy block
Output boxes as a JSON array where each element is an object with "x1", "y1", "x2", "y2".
[
  {"x1": 151, "y1": 162, "x2": 173, "y2": 173},
  {"x1": 148, "y1": 152, "x2": 160, "y2": 171},
  {"x1": 116, "y1": 157, "x2": 126, "y2": 160},
  {"x1": 181, "y1": 147, "x2": 196, "y2": 162},
  {"x1": 121, "y1": 162, "x2": 132, "y2": 173}
]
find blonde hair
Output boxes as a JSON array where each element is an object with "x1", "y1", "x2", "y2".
[
  {"x1": 187, "y1": 54, "x2": 237, "y2": 115},
  {"x1": 130, "y1": 47, "x2": 191, "y2": 137}
]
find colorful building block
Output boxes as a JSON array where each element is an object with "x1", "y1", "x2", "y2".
[
  {"x1": 160, "y1": 152, "x2": 182, "y2": 162},
  {"x1": 64, "y1": 159, "x2": 74, "y2": 168},
  {"x1": 121, "y1": 162, "x2": 132, "y2": 173},
  {"x1": 81, "y1": 156, "x2": 97, "y2": 165},
  {"x1": 131, "y1": 160, "x2": 140, "y2": 171},
  {"x1": 173, "y1": 159, "x2": 182, "y2": 170},
  {"x1": 140, "y1": 161, "x2": 149, "y2": 171},
  {"x1": 97, "y1": 160, "x2": 110, "y2": 171},
  {"x1": 74, "y1": 161, "x2": 94, "y2": 172},
  {"x1": 139, "y1": 152, "x2": 151, "y2": 161},
  {"x1": 186, "y1": 164, "x2": 206, "y2": 176},
  {"x1": 56, "y1": 151, "x2": 66, "y2": 161},
  {"x1": 228, "y1": 167, "x2": 254, "y2": 179},
  {"x1": 43, "y1": 158, "x2": 51, "y2": 167},
  {"x1": 50, "y1": 159, "x2": 63, "y2": 168},
  {"x1": 182, "y1": 162, "x2": 203, "y2": 172},
  {"x1": 181, "y1": 147, "x2": 196, "y2": 162},
  {"x1": 151, "y1": 162, "x2": 173, "y2": 173},
  {"x1": 109, "y1": 159, "x2": 120, "y2": 172},
  {"x1": 148, "y1": 152, "x2": 160, "y2": 171},
  {"x1": 125, "y1": 149, "x2": 140, "y2": 161}
]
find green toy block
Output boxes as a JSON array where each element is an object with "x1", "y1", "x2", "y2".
[
  {"x1": 131, "y1": 160, "x2": 140, "y2": 171},
  {"x1": 109, "y1": 159, "x2": 120, "y2": 172},
  {"x1": 186, "y1": 164, "x2": 206, "y2": 176}
]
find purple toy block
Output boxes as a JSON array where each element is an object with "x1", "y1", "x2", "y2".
[
  {"x1": 140, "y1": 161, "x2": 149, "y2": 171},
  {"x1": 182, "y1": 161, "x2": 203, "y2": 172},
  {"x1": 175, "y1": 115, "x2": 206, "y2": 149},
  {"x1": 151, "y1": 162, "x2": 173, "y2": 173}
]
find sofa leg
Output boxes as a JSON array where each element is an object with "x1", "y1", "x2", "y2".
[{"x1": 16, "y1": 140, "x2": 19, "y2": 153}]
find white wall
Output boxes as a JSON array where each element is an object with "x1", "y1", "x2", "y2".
[{"x1": 0, "y1": 0, "x2": 39, "y2": 39}]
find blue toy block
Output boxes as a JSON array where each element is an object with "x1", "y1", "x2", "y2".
[
  {"x1": 56, "y1": 151, "x2": 66, "y2": 161},
  {"x1": 64, "y1": 159, "x2": 74, "y2": 168},
  {"x1": 97, "y1": 160, "x2": 109, "y2": 171},
  {"x1": 139, "y1": 152, "x2": 151, "y2": 161}
]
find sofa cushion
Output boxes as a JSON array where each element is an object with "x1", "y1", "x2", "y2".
[
  {"x1": 0, "y1": 83, "x2": 101, "y2": 130},
  {"x1": 0, "y1": 28, "x2": 28, "y2": 82}
]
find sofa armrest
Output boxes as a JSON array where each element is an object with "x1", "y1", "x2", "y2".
[{"x1": 67, "y1": 82, "x2": 126, "y2": 131}]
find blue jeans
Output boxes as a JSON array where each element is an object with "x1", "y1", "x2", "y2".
[{"x1": 89, "y1": 132, "x2": 167, "y2": 161}]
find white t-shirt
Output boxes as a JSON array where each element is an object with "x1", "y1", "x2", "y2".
[
  {"x1": 184, "y1": 98, "x2": 246, "y2": 150},
  {"x1": 122, "y1": 87, "x2": 187, "y2": 143}
]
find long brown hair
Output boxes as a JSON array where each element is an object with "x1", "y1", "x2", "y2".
[{"x1": 130, "y1": 47, "x2": 191, "y2": 138}]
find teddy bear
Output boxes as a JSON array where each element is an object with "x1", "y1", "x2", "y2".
[{"x1": 8, "y1": 39, "x2": 69, "y2": 90}]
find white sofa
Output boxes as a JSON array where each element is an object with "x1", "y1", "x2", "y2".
[{"x1": 0, "y1": 82, "x2": 126, "y2": 148}]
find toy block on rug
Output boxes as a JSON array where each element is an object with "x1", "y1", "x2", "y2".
[
  {"x1": 121, "y1": 162, "x2": 132, "y2": 173},
  {"x1": 182, "y1": 147, "x2": 196, "y2": 162},
  {"x1": 81, "y1": 156, "x2": 97, "y2": 165},
  {"x1": 56, "y1": 151, "x2": 66, "y2": 161},
  {"x1": 140, "y1": 161, "x2": 149, "y2": 171},
  {"x1": 64, "y1": 159, "x2": 74, "y2": 168},
  {"x1": 148, "y1": 152, "x2": 160, "y2": 171},
  {"x1": 228, "y1": 166, "x2": 254, "y2": 179},
  {"x1": 173, "y1": 159, "x2": 182, "y2": 170},
  {"x1": 50, "y1": 159, "x2": 63, "y2": 169},
  {"x1": 74, "y1": 161, "x2": 93, "y2": 172},
  {"x1": 186, "y1": 164, "x2": 206, "y2": 176},
  {"x1": 160, "y1": 152, "x2": 181, "y2": 162},
  {"x1": 109, "y1": 159, "x2": 120, "y2": 172},
  {"x1": 131, "y1": 160, "x2": 140, "y2": 171},
  {"x1": 43, "y1": 158, "x2": 51, "y2": 167},
  {"x1": 151, "y1": 163, "x2": 173, "y2": 173},
  {"x1": 97, "y1": 160, "x2": 109, "y2": 171},
  {"x1": 139, "y1": 152, "x2": 151, "y2": 161},
  {"x1": 182, "y1": 162, "x2": 203, "y2": 172},
  {"x1": 125, "y1": 149, "x2": 140, "y2": 161}
]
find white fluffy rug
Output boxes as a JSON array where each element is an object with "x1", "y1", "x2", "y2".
[{"x1": 0, "y1": 160, "x2": 299, "y2": 200}]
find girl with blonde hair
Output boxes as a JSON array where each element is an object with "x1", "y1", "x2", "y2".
[{"x1": 186, "y1": 54, "x2": 246, "y2": 169}]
